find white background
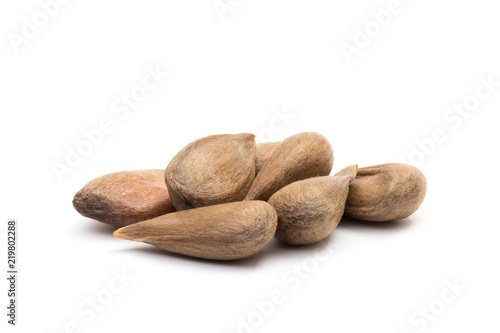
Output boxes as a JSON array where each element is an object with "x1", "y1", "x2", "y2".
[{"x1": 1, "y1": 0, "x2": 500, "y2": 332}]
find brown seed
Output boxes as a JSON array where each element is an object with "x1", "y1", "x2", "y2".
[
  {"x1": 255, "y1": 142, "x2": 280, "y2": 175},
  {"x1": 245, "y1": 132, "x2": 333, "y2": 201},
  {"x1": 73, "y1": 169, "x2": 175, "y2": 228},
  {"x1": 165, "y1": 133, "x2": 256, "y2": 211},
  {"x1": 268, "y1": 165, "x2": 358, "y2": 245},
  {"x1": 345, "y1": 163, "x2": 427, "y2": 222},
  {"x1": 113, "y1": 201, "x2": 278, "y2": 260}
]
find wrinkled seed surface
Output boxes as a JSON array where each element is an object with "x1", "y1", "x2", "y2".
[
  {"x1": 114, "y1": 201, "x2": 277, "y2": 260},
  {"x1": 246, "y1": 132, "x2": 333, "y2": 201},
  {"x1": 345, "y1": 163, "x2": 427, "y2": 222},
  {"x1": 165, "y1": 133, "x2": 256, "y2": 211},
  {"x1": 269, "y1": 165, "x2": 358, "y2": 245},
  {"x1": 73, "y1": 169, "x2": 175, "y2": 228}
]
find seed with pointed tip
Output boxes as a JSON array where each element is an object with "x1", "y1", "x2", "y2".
[
  {"x1": 255, "y1": 142, "x2": 280, "y2": 175},
  {"x1": 268, "y1": 165, "x2": 357, "y2": 245},
  {"x1": 165, "y1": 133, "x2": 256, "y2": 211},
  {"x1": 345, "y1": 163, "x2": 427, "y2": 222},
  {"x1": 72, "y1": 169, "x2": 175, "y2": 228},
  {"x1": 113, "y1": 201, "x2": 278, "y2": 260},
  {"x1": 246, "y1": 132, "x2": 333, "y2": 201}
]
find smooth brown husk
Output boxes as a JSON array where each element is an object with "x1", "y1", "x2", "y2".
[
  {"x1": 114, "y1": 201, "x2": 278, "y2": 260},
  {"x1": 165, "y1": 133, "x2": 256, "y2": 211},
  {"x1": 246, "y1": 132, "x2": 333, "y2": 201},
  {"x1": 255, "y1": 142, "x2": 280, "y2": 175},
  {"x1": 72, "y1": 169, "x2": 175, "y2": 228},
  {"x1": 345, "y1": 163, "x2": 427, "y2": 222},
  {"x1": 268, "y1": 165, "x2": 358, "y2": 245}
]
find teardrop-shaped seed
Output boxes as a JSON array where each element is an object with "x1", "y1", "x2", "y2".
[
  {"x1": 246, "y1": 132, "x2": 333, "y2": 201},
  {"x1": 73, "y1": 169, "x2": 175, "y2": 227},
  {"x1": 345, "y1": 163, "x2": 427, "y2": 222},
  {"x1": 114, "y1": 201, "x2": 278, "y2": 260},
  {"x1": 165, "y1": 133, "x2": 256, "y2": 211},
  {"x1": 268, "y1": 165, "x2": 357, "y2": 245},
  {"x1": 255, "y1": 142, "x2": 280, "y2": 175}
]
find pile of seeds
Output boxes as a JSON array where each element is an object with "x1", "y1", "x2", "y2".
[{"x1": 73, "y1": 132, "x2": 427, "y2": 260}]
